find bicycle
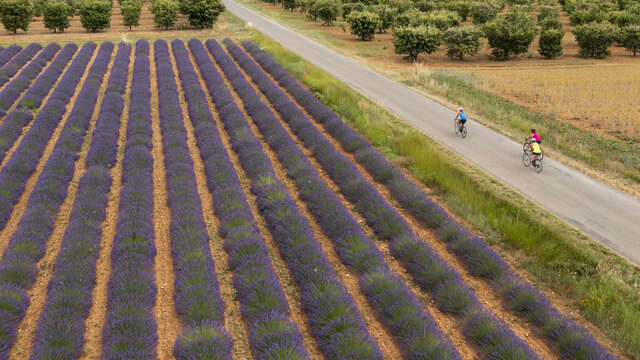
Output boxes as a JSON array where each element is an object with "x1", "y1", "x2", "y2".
[
  {"x1": 523, "y1": 138, "x2": 544, "y2": 160},
  {"x1": 522, "y1": 147, "x2": 543, "y2": 173},
  {"x1": 455, "y1": 117, "x2": 467, "y2": 138}
]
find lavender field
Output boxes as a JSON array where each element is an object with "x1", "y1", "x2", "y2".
[{"x1": 0, "y1": 38, "x2": 619, "y2": 360}]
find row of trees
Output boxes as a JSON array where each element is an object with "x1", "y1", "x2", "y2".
[
  {"x1": 272, "y1": 0, "x2": 640, "y2": 60},
  {"x1": 0, "y1": 0, "x2": 224, "y2": 33}
]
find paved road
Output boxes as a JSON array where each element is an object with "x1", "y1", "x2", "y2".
[{"x1": 223, "y1": 0, "x2": 640, "y2": 267}]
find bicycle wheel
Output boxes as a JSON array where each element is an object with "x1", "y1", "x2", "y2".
[
  {"x1": 539, "y1": 149, "x2": 544, "y2": 160},
  {"x1": 522, "y1": 153, "x2": 531, "y2": 167},
  {"x1": 534, "y1": 160, "x2": 543, "y2": 173},
  {"x1": 523, "y1": 140, "x2": 529, "y2": 152},
  {"x1": 454, "y1": 120, "x2": 460, "y2": 136},
  {"x1": 461, "y1": 125, "x2": 468, "y2": 138}
]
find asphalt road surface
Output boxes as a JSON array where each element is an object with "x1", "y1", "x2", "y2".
[{"x1": 223, "y1": 0, "x2": 640, "y2": 267}]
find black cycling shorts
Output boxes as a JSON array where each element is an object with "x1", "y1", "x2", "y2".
[{"x1": 459, "y1": 118, "x2": 467, "y2": 124}]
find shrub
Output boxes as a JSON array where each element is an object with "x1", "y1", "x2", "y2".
[
  {"x1": 483, "y1": 8, "x2": 538, "y2": 60},
  {"x1": 187, "y1": 0, "x2": 225, "y2": 28},
  {"x1": 371, "y1": 4, "x2": 396, "y2": 32},
  {"x1": 31, "y1": 0, "x2": 46, "y2": 16},
  {"x1": 283, "y1": 0, "x2": 296, "y2": 11},
  {"x1": 0, "y1": 0, "x2": 33, "y2": 33},
  {"x1": 150, "y1": 0, "x2": 178, "y2": 29},
  {"x1": 310, "y1": 0, "x2": 339, "y2": 25},
  {"x1": 444, "y1": 25, "x2": 482, "y2": 59},
  {"x1": 121, "y1": 0, "x2": 141, "y2": 30},
  {"x1": 79, "y1": 0, "x2": 111, "y2": 32},
  {"x1": 346, "y1": 10, "x2": 380, "y2": 40},
  {"x1": 177, "y1": 0, "x2": 196, "y2": 15},
  {"x1": 341, "y1": 2, "x2": 363, "y2": 19},
  {"x1": 414, "y1": 0, "x2": 437, "y2": 12},
  {"x1": 538, "y1": 29, "x2": 564, "y2": 58},
  {"x1": 392, "y1": 25, "x2": 442, "y2": 61},
  {"x1": 43, "y1": 0, "x2": 71, "y2": 32},
  {"x1": 395, "y1": 8, "x2": 422, "y2": 27},
  {"x1": 422, "y1": 9, "x2": 460, "y2": 30},
  {"x1": 443, "y1": 1, "x2": 472, "y2": 21},
  {"x1": 608, "y1": 10, "x2": 640, "y2": 27},
  {"x1": 387, "y1": 0, "x2": 413, "y2": 13},
  {"x1": 573, "y1": 22, "x2": 620, "y2": 58},
  {"x1": 539, "y1": 15, "x2": 562, "y2": 30},
  {"x1": 538, "y1": 5, "x2": 560, "y2": 22},
  {"x1": 569, "y1": 8, "x2": 608, "y2": 26},
  {"x1": 470, "y1": 2, "x2": 500, "y2": 24},
  {"x1": 620, "y1": 24, "x2": 640, "y2": 55}
]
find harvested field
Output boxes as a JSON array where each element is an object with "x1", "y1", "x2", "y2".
[{"x1": 0, "y1": 38, "x2": 623, "y2": 360}]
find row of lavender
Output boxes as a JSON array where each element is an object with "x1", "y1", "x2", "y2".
[
  {"x1": 212, "y1": 38, "x2": 465, "y2": 359},
  {"x1": 0, "y1": 42, "x2": 94, "y2": 231},
  {"x1": 194, "y1": 38, "x2": 384, "y2": 360},
  {"x1": 30, "y1": 43, "x2": 130, "y2": 360},
  {"x1": 0, "y1": 43, "x2": 55, "y2": 117},
  {"x1": 0, "y1": 43, "x2": 41, "y2": 91},
  {"x1": 225, "y1": 39, "x2": 541, "y2": 359},
  {"x1": 0, "y1": 44, "x2": 77, "y2": 165},
  {"x1": 242, "y1": 40, "x2": 618, "y2": 360},
  {"x1": 0, "y1": 46, "x2": 21, "y2": 68},
  {"x1": 176, "y1": 39, "x2": 308, "y2": 359},
  {"x1": 0, "y1": 42, "x2": 111, "y2": 360},
  {"x1": 154, "y1": 40, "x2": 233, "y2": 359},
  {"x1": 101, "y1": 40, "x2": 158, "y2": 359}
]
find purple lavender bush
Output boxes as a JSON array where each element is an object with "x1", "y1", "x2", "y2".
[
  {"x1": 0, "y1": 43, "x2": 59, "y2": 117},
  {"x1": 226, "y1": 39, "x2": 540, "y2": 360},
  {"x1": 101, "y1": 39, "x2": 158, "y2": 360},
  {"x1": 0, "y1": 42, "x2": 113, "y2": 360},
  {"x1": 0, "y1": 45, "x2": 22, "y2": 68},
  {"x1": 0, "y1": 43, "x2": 42, "y2": 89},
  {"x1": 241, "y1": 40, "x2": 619, "y2": 360},
  {"x1": 174, "y1": 38, "x2": 308, "y2": 360},
  {"x1": 210, "y1": 38, "x2": 462, "y2": 360},
  {"x1": 29, "y1": 43, "x2": 130, "y2": 360},
  {"x1": 0, "y1": 42, "x2": 94, "y2": 232},
  {"x1": 154, "y1": 39, "x2": 232, "y2": 360}
]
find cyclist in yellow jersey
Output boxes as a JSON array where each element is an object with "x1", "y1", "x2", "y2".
[{"x1": 530, "y1": 140, "x2": 542, "y2": 165}]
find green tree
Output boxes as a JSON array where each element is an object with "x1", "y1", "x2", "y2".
[
  {"x1": 346, "y1": 10, "x2": 380, "y2": 40},
  {"x1": 187, "y1": 0, "x2": 225, "y2": 28},
  {"x1": 43, "y1": 0, "x2": 71, "y2": 32},
  {"x1": 371, "y1": 4, "x2": 396, "y2": 32},
  {"x1": 150, "y1": 0, "x2": 178, "y2": 29},
  {"x1": 483, "y1": 7, "x2": 538, "y2": 60},
  {"x1": 121, "y1": 0, "x2": 141, "y2": 30},
  {"x1": 538, "y1": 28, "x2": 564, "y2": 58},
  {"x1": 443, "y1": 1, "x2": 472, "y2": 21},
  {"x1": 0, "y1": 0, "x2": 33, "y2": 33},
  {"x1": 470, "y1": 2, "x2": 499, "y2": 24},
  {"x1": 283, "y1": 0, "x2": 296, "y2": 11},
  {"x1": 79, "y1": 0, "x2": 111, "y2": 32},
  {"x1": 443, "y1": 25, "x2": 482, "y2": 59},
  {"x1": 392, "y1": 25, "x2": 441, "y2": 61},
  {"x1": 573, "y1": 22, "x2": 620, "y2": 58},
  {"x1": 422, "y1": 9, "x2": 460, "y2": 30},
  {"x1": 620, "y1": 24, "x2": 640, "y2": 55},
  {"x1": 310, "y1": 0, "x2": 339, "y2": 25}
]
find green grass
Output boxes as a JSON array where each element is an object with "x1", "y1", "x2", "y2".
[{"x1": 249, "y1": 32, "x2": 640, "y2": 358}]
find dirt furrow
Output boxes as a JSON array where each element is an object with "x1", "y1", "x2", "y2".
[
  {"x1": 149, "y1": 44, "x2": 182, "y2": 360},
  {"x1": 0, "y1": 47, "x2": 80, "y2": 176},
  {"x1": 9, "y1": 47, "x2": 117, "y2": 360},
  {"x1": 222, "y1": 45, "x2": 474, "y2": 360},
  {"x1": 0, "y1": 47, "x2": 88, "y2": 262},
  {"x1": 80, "y1": 43, "x2": 135, "y2": 360},
  {"x1": 240, "y1": 46, "x2": 560, "y2": 360},
  {"x1": 199, "y1": 44, "x2": 325, "y2": 360},
  {"x1": 172, "y1": 44, "x2": 253, "y2": 360}
]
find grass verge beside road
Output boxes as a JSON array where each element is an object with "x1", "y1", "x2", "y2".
[{"x1": 250, "y1": 33, "x2": 640, "y2": 358}]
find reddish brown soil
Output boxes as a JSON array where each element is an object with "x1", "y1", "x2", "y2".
[
  {"x1": 80, "y1": 42, "x2": 135, "y2": 360},
  {"x1": 149, "y1": 44, "x2": 182, "y2": 360},
  {"x1": 8, "y1": 48, "x2": 103, "y2": 359},
  {"x1": 204, "y1": 44, "x2": 326, "y2": 359},
  {"x1": 172, "y1": 44, "x2": 254, "y2": 360}
]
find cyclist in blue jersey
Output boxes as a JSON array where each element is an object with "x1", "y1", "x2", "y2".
[{"x1": 455, "y1": 108, "x2": 467, "y2": 131}]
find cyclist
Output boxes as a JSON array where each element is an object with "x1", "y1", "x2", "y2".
[
  {"x1": 530, "y1": 128, "x2": 541, "y2": 144},
  {"x1": 455, "y1": 108, "x2": 467, "y2": 131},
  {"x1": 530, "y1": 139, "x2": 542, "y2": 165}
]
